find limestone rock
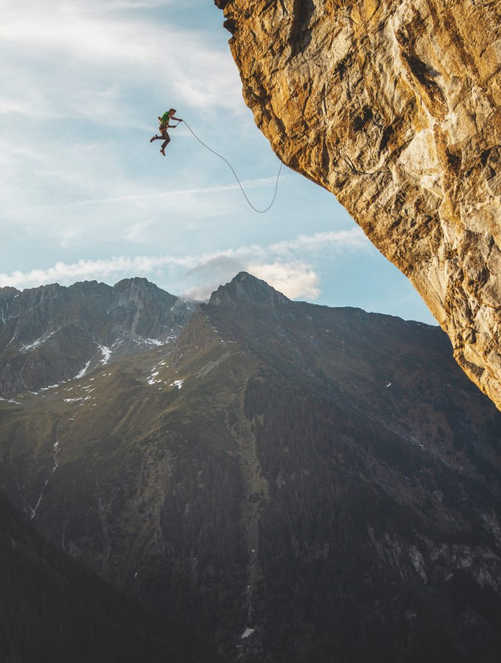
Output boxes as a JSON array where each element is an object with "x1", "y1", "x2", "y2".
[{"x1": 215, "y1": 0, "x2": 501, "y2": 409}]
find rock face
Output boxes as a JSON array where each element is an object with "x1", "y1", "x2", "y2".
[
  {"x1": 0, "y1": 278, "x2": 195, "y2": 395},
  {"x1": 1, "y1": 273, "x2": 501, "y2": 662},
  {"x1": 215, "y1": 0, "x2": 501, "y2": 409}
]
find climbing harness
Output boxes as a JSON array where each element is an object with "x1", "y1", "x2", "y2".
[{"x1": 182, "y1": 119, "x2": 283, "y2": 214}]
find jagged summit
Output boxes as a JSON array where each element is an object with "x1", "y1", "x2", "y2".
[
  {"x1": 112, "y1": 277, "x2": 178, "y2": 312},
  {"x1": 1, "y1": 277, "x2": 166, "y2": 296},
  {"x1": 113, "y1": 276, "x2": 166, "y2": 294},
  {"x1": 115, "y1": 276, "x2": 152, "y2": 287},
  {"x1": 208, "y1": 271, "x2": 289, "y2": 307},
  {"x1": 0, "y1": 278, "x2": 195, "y2": 395},
  {"x1": 0, "y1": 286, "x2": 20, "y2": 296}
]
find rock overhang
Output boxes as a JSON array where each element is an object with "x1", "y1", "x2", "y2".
[{"x1": 213, "y1": 0, "x2": 501, "y2": 410}]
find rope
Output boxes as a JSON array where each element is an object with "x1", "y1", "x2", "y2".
[{"x1": 181, "y1": 119, "x2": 283, "y2": 214}]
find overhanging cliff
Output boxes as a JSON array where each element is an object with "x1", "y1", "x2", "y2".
[{"x1": 215, "y1": 0, "x2": 501, "y2": 409}]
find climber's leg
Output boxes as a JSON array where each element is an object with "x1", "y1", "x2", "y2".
[{"x1": 160, "y1": 133, "x2": 170, "y2": 155}]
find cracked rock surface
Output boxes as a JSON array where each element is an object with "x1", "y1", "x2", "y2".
[{"x1": 216, "y1": 0, "x2": 501, "y2": 409}]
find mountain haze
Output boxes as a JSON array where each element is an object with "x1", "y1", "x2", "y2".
[{"x1": 1, "y1": 273, "x2": 501, "y2": 661}]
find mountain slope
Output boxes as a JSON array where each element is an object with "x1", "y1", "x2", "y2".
[
  {"x1": 0, "y1": 277, "x2": 195, "y2": 395},
  {"x1": 0, "y1": 273, "x2": 500, "y2": 661},
  {"x1": 0, "y1": 489, "x2": 179, "y2": 663}
]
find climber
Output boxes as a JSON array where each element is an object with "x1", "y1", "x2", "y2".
[{"x1": 149, "y1": 108, "x2": 183, "y2": 156}]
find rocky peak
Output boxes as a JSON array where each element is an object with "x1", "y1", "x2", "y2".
[
  {"x1": 114, "y1": 276, "x2": 163, "y2": 295},
  {"x1": 112, "y1": 277, "x2": 177, "y2": 310},
  {"x1": 208, "y1": 271, "x2": 289, "y2": 308},
  {"x1": 114, "y1": 276, "x2": 151, "y2": 290},
  {"x1": 215, "y1": 0, "x2": 501, "y2": 411},
  {"x1": 0, "y1": 286, "x2": 20, "y2": 299}
]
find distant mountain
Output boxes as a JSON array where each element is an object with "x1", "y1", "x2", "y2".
[
  {"x1": 0, "y1": 277, "x2": 196, "y2": 395},
  {"x1": 1, "y1": 272, "x2": 500, "y2": 662}
]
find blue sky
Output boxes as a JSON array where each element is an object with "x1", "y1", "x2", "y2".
[{"x1": 0, "y1": 0, "x2": 435, "y2": 323}]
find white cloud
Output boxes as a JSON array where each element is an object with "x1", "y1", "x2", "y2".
[
  {"x1": 269, "y1": 230, "x2": 369, "y2": 254},
  {"x1": 0, "y1": 0, "x2": 241, "y2": 123},
  {"x1": 93, "y1": 1, "x2": 173, "y2": 11},
  {"x1": 0, "y1": 255, "x2": 186, "y2": 290},
  {"x1": 183, "y1": 256, "x2": 246, "y2": 300},
  {"x1": 247, "y1": 262, "x2": 320, "y2": 300},
  {"x1": 0, "y1": 229, "x2": 368, "y2": 298}
]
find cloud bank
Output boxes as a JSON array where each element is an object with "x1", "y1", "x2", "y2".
[{"x1": 0, "y1": 229, "x2": 369, "y2": 300}]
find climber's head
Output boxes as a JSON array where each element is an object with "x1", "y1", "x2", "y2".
[{"x1": 168, "y1": 108, "x2": 176, "y2": 116}]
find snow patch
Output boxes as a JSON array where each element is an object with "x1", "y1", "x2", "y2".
[
  {"x1": 21, "y1": 329, "x2": 57, "y2": 352},
  {"x1": 98, "y1": 345, "x2": 112, "y2": 365},
  {"x1": 75, "y1": 360, "x2": 91, "y2": 380},
  {"x1": 241, "y1": 628, "x2": 255, "y2": 640},
  {"x1": 147, "y1": 370, "x2": 161, "y2": 386},
  {"x1": 133, "y1": 335, "x2": 177, "y2": 347},
  {"x1": 386, "y1": 382, "x2": 392, "y2": 388},
  {"x1": 143, "y1": 338, "x2": 164, "y2": 347},
  {"x1": 30, "y1": 439, "x2": 61, "y2": 520},
  {"x1": 30, "y1": 480, "x2": 49, "y2": 520},
  {"x1": 0, "y1": 397, "x2": 21, "y2": 405},
  {"x1": 171, "y1": 379, "x2": 184, "y2": 390},
  {"x1": 52, "y1": 441, "x2": 60, "y2": 472},
  {"x1": 64, "y1": 396, "x2": 92, "y2": 404}
]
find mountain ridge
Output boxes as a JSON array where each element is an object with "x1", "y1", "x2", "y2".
[
  {"x1": 0, "y1": 277, "x2": 196, "y2": 396},
  {"x1": 209, "y1": 271, "x2": 290, "y2": 308}
]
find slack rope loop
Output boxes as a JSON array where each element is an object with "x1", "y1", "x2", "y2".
[{"x1": 182, "y1": 119, "x2": 283, "y2": 214}]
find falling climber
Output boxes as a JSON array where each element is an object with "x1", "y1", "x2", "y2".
[
  {"x1": 150, "y1": 108, "x2": 183, "y2": 156},
  {"x1": 148, "y1": 111, "x2": 283, "y2": 213}
]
